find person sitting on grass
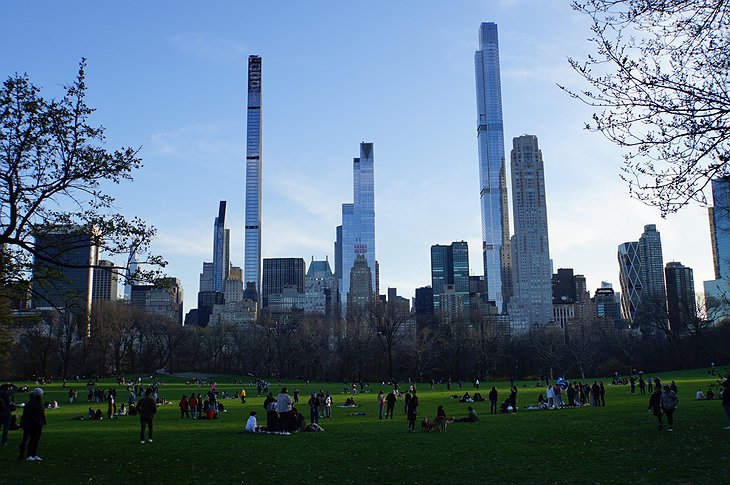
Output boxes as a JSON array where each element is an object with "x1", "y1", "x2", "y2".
[
  {"x1": 117, "y1": 403, "x2": 127, "y2": 416},
  {"x1": 93, "y1": 409, "x2": 103, "y2": 420},
  {"x1": 128, "y1": 403, "x2": 138, "y2": 416},
  {"x1": 460, "y1": 392, "x2": 472, "y2": 403},
  {"x1": 696, "y1": 389, "x2": 707, "y2": 400},
  {"x1": 87, "y1": 407, "x2": 94, "y2": 419},
  {"x1": 706, "y1": 389, "x2": 716, "y2": 400},
  {"x1": 454, "y1": 406, "x2": 479, "y2": 422},
  {"x1": 245, "y1": 411, "x2": 260, "y2": 433},
  {"x1": 436, "y1": 405, "x2": 446, "y2": 418}
]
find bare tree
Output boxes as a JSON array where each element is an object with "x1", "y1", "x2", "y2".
[
  {"x1": 369, "y1": 301, "x2": 411, "y2": 380},
  {"x1": 564, "y1": 0, "x2": 730, "y2": 215}
]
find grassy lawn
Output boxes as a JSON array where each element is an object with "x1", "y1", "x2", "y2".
[{"x1": 1, "y1": 368, "x2": 729, "y2": 484}]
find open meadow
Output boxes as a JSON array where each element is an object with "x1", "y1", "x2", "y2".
[{"x1": 1, "y1": 368, "x2": 729, "y2": 484}]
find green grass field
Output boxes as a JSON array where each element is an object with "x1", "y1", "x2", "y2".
[{"x1": 1, "y1": 368, "x2": 729, "y2": 484}]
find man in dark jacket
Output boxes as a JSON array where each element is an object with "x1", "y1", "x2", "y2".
[
  {"x1": 19, "y1": 388, "x2": 46, "y2": 460},
  {"x1": 660, "y1": 385, "x2": 679, "y2": 431},
  {"x1": 488, "y1": 387, "x2": 498, "y2": 414},
  {"x1": 137, "y1": 389, "x2": 157, "y2": 444},
  {"x1": 1, "y1": 383, "x2": 15, "y2": 446},
  {"x1": 722, "y1": 380, "x2": 730, "y2": 430},
  {"x1": 648, "y1": 387, "x2": 663, "y2": 430},
  {"x1": 385, "y1": 391, "x2": 397, "y2": 419}
]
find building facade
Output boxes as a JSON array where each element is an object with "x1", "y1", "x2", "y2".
[
  {"x1": 213, "y1": 201, "x2": 230, "y2": 293},
  {"x1": 244, "y1": 55, "x2": 263, "y2": 302},
  {"x1": 508, "y1": 135, "x2": 553, "y2": 333},
  {"x1": 304, "y1": 258, "x2": 337, "y2": 315},
  {"x1": 665, "y1": 261, "x2": 696, "y2": 334},
  {"x1": 636, "y1": 224, "x2": 667, "y2": 332},
  {"x1": 262, "y1": 258, "x2": 306, "y2": 309},
  {"x1": 475, "y1": 22, "x2": 512, "y2": 313},
  {"x1": 92, "y1": 259, "x2": 119, "y2": 302},
  {"x1": 618, "y1": 241, "x2": 642, "y2": 324},
  {"x1": 430, "y1": 241, "x2": 470, "y2": 319}
]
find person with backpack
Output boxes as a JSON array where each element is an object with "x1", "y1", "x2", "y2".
[{"x1": 660, "y1": 385, "x2": 679, "y2": 431}]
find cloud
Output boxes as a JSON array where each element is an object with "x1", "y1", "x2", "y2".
[{"x1": 169, "y1": 33, "x2": 248, "y2": 63}]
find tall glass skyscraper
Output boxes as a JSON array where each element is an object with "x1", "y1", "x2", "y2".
[
  {"x1": 430, "y1": 241, "x2": 470, "y2": 317},
  {"x1": 475, "y1": 22, "x2": 511, "y2": 313},
  {"x1": 339, "y1": 142, "x2": 376, "y2": 314},
  {"x1": 508, "y1": 135, "x2": 553, "y2": 332},
  {"x1": 213, "y1": 201, "x2": 230, "y2": 293},
  {"x1": 244, "y1": 55, "x2": 262, "y2": 301},
  {"x1": 618, "y1": 241, "x2": 642, "y2": 324}
]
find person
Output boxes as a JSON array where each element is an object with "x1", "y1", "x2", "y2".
[
  {"x1": 546, "y1": 384, "x2": 555, "y2": 408},
  {"x1": 454, "y1": 406, "x2": 479, "y2": 422},
  {"x1": 660, "y1": 384, "x2": 679, "y2": 431},
  {"x1": 591, "y1": 382, "x2": 600, "y2": 407},
  {"x1": 179, "y1": 394, "x2": 189, "y2": 418},
  {"x1": 630, "y1": 376, "x2": 636, "y2": 395},
  {"x1": 509, "y1": 386, "x2": 518, "y2": 413},
  {"x1": 385, "y1": 390, "x2": 397, "y2": 419},
  {"x1": 639, "y1": 377, "x2": 646, "y2": 395},
  {"x1": 18, "y1": 388, "x2": 46, "y2": 461},
  {"x1": 566, "y1": 383, "x2": 576, "y2": 407},
  {"x1": 189, "y1": 393, "x2": 198, "y2": 419},
  {"x1": 308, "y1": 392, "x2": 319, "y2": 425},
  {"x1": 276, "y1": 388, "x2": 293, "y2": 432},
  {"x1": 138, "y1": 389, "x2": 157, "y2": 444},
  {"x1": 648, "y1": 387, "x2": 663, "y2": 430},
  {"x1": 695, "y1": 389, "x2": 707, "y2": 400},
  {"x1": 245, "y1": 411, "x2": 259, "y2": 432},
  {"x1": 377, "y1": 391, "x2": 385, "y2": 419},
  {"x1": 406, "y1": 390, "x2": 419, "y2": 432},
  {"x1": 240, "y1": 388, "x2": 246, "y2": 404},
  {"x1": 706, "y1": 388, "x2": 716, "y2": 400},
  {"x1": 93, "y1": 409, "x2": 103, "y2": 420},
  {"x1": 325, "y1": 392, "x2": 332, "y2": 418},
  {"x1": 436, "y1": 405, "x2": 446, "y2": 418},
  {"x1": 599, "y1": 382, "x2": 606, "y2": 406},
  {"x1": 117, "y1": 403, "x2": 127, "y2": 416},
  {"x1": 722, "y1": 380, "x2": 730, "y2": 429},
  {"x1": 1, "y1": 383, "x2": 15, "y2": 446},
  {"x1": 670, "y1": 380, "x2": 678, "y2": 394},
  {"x1": 488, "y1": 386, "x2": 498, "y2": 414},
  {"x1": 404, "y1": 390, "x2": 411, "y2": 414}
]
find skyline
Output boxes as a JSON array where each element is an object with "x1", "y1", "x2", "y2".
[{"x1": 1, "y1": 1, "x2": 716, "y2": 313}]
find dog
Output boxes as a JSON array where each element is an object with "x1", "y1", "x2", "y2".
[
  {"x1": 421, "y1": 417, "x2": 437, "y2": 432},
  {"x1": 432, "y1": 416, "x2": 454, "y2": 432}
]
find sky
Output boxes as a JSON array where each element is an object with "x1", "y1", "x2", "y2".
[{"x1": 2, "y1": 0, "x2": 715, "y2": 314}]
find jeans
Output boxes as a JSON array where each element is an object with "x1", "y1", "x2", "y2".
[
  {"x1": 378, "y1": 403, "x2": 383, "y2": 419},
  {"x1": 140, "y1": 416, "x2": 153, "y2": 441},
  {"x1": 1, "y1": 414, "x2": 11, "y2": 444},
  {"x1": 310, "y1": 408, "x2": 319, "y2": 425},
  {"x1": 490, "y1": 400, "x2": 497, "y2": 414},
  {"x1": 723, "y1": 405, "x2": 730, "y2": 426},
  {"x1": 19, "y1": 425, "x2": 42, "y2": 458},
  {"x1": 663, "y1": 408, "x2": 675, "y2": 428}
]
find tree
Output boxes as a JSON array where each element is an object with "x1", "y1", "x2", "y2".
[
  {"x1": 0, "y1": 60, "x2": 163, "y2": 295},
  {"x1": 369, "y1": 301, "x2": 411, "y2": 380},
  {"x1": 565, "y1": 0, "x2": 730, "y2": 215}
]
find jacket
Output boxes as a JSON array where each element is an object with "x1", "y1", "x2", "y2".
[
  {"x1": 20, "y1": 396, "x2": 46, "y2": 428},
  {"x1": 137, "y1": 396, "x2": 157, "y2": 418},
  {"x1": 660, "y1": 390, "x2": 678, "y2": 410}
]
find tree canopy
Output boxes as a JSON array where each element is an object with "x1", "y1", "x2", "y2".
[
  {"x1": 564, "y1": 0, "x2": 730, "y2": 215},
  {"x1": 0, "y1": 60, "x2": 164, "y2": 294}
]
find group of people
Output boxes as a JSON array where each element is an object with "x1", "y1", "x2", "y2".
[
  {"x1": 178, "y1": 391, "x2": 225, "y2": 420},
  {"x1": 255, "y1": 387, "x2": 325, "y2": 433}
]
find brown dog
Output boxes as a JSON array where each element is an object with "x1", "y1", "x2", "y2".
[
  {"x1": 421, "y1": 417, "x2": 437, "y2": 432},
  {"x1": 432, "y1": 416, "x2": 454, "y2": 432}
]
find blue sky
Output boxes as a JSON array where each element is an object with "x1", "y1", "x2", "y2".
[{"x1": 2, "y1": 0, "x2": 714, "y2": 313}]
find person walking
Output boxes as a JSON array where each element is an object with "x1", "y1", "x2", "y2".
[
  {"x1": 406, "y1": 390, "x2": 419, "y2": 432},
  {"x1": 660, "y1": 385, "x2": 679, "y2": 431},
  {"x1": 385, "y1": 390, "x2": 397, "y2": 419},
  {"x1": 377, "y1": 391, "x2": 385, "y2": 419},
  {"x1": 18, "y1": 388, "x2": 46, "y2": 461},
  {"x1": 138, "y1": 389, "x2": 157, "y2": 444},
  {"x1": 488, "y1": 386, "x2": 498, "y2": 414},
  {"x1": 721, "y1": 380, "x2": 730, "y2": 430}
]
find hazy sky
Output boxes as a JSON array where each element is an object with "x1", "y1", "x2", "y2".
[{"x1": 2, "y1": 0, "x2": 715, "y2": 313}]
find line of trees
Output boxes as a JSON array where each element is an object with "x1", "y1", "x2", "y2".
[{"x1": 3, "y1": 299, "x2": 729, "y2": 381}]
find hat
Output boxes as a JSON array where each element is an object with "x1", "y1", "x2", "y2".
[{"x1": 32, "y1": 387, "x2": 44, "y2": 396}]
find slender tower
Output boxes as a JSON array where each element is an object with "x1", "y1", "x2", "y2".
[
  {"x1": 244, "y1": 55, "x2": 262, "y2": 302},
  {"x1": 475, "y1": 22, "x2": 511, "y2": 313},
  {"x1": 213, "y1": 201, "x2": 230, "y2": 293}
]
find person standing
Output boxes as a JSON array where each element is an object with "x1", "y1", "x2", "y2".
[
  {"x1": 275, "y1": 387, "x2": 293, "y2": 432},
  {"x1": 648, "y1": 387, "x2": 663, "y2": 430},
  {"x1": 639, "y1": 377, "x2": 646, "y2": 395},
  {"x1": 385, "y1": 390, "x2": 397, "y2": 419},
  {"x1": 406, "y1": 390, "x2": 419, "y2": 432},
  {"x1": 377, "y1": 391, "x2": 385, "y2": 419},
  {"x1": 1, "y1": 383, "x2": 15, "y2": 447},
  {"x1": 591, "y1": 382, "x2": 600, "y2": 407},
  {"x1": 599, "y1": 382, "x2": 606, "y2": 406},
  {"x1": 488, "y1": 386, "x2": 498, "y2": 414},
  {"x1": 509, "y1": 386, "x2": 518, "y2": 413},
  {"x1": 721, "y1": 380, "x2": 730, "y2": 430},
  {"x1": 179, "y1": 395, "x2": 189, "y2": 418},
  {"x1": 18, "y1": 388, "x2": 46, "y2": 461},
  {"x1": 138, "y1": 389, "x2": 157, "y2": 444},
  {"x1": 403, "y1": 390, "x2": 411, "y2": 415},
  {"x1": 307, "y1": 393, "x2": 319, "y2": 425},
  {"x1": 660, "y1": 385, "x2": 679, "y2": 431}
]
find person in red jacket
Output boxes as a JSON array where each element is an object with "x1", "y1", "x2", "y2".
[
  {"x1": 179, "y1": 395, "x2": 189, "y2": 419},
  {"x1": 137, "y1": 390, "x2": 157, "y2": 444}
]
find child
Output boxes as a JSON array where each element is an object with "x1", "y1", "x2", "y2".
[{"x1": 245, "y1": 411, "x2": 259, "y2": 432}]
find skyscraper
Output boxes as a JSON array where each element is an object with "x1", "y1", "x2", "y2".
[
  {"x1": 508, "y1": 135, "x2": 553, "y2": 333},
  {"x1": 665, "y1": 261, "x2": 696, "y2": 334},
  {"x1": 244, "y1": 55, "x2": 262, "y2": 302},
  {"x1": 618, "y1": 241, "x2": 642, "y2": 324},
  {"x1": 430, "y1": 241, "x2": 470, "y2": 318},
  {"x1": 475, "y1": 22, "x2": 511, "y2": 313},
  {"x1": 213, "y1": 201, "x2": 230, "y2": 293},
  {"x1": 262, "y1": 258, "x2": 306, "y2": 309},
  {"x1": 92, "y1": 259, "x2": 118, "y2": 302},
  {"x1": 636, "y1": 224, "x2": 667, "y2": 331},
  {"x1": 339, "y1": 142, "x2": 376, "y2": 314},
  {"x1": 704, "y1": 177, "x2": 730, "y2": 321}
]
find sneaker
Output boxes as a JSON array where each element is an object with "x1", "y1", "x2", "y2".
[
  {"x1": 33, "y1": 456, "x2": 42, "y2": 461},
  {"x1": 667, "y1": 428, "x2": 673, "y2": 432},
  {"x1": 147, "y1": 439, "x2": 153, "y2": 443},
  {"x1": 26, "y1": 456, "x2": 36, "y2": 461},
  {"x1": 724, "y1": 426, "x2": 730, "y2": 430},
  {"x1": 140, "y1": 440, "x2": 145, "y2": 444}
]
